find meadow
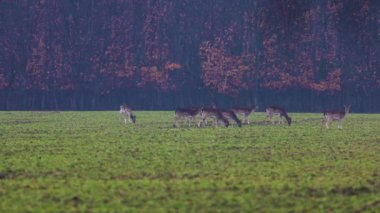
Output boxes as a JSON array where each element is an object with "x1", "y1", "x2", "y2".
[{"x1": 0, "y1": 111, "x2": 379, "y2": 212}]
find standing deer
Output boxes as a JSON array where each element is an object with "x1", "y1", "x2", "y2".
[
  {"x1": 323, "y1": 105, "x2": 350, "y2": 129},
  {"x1": 198, "y1": 108, "x2": 229, "y2": 127},
  {"x1": 219, "y1": 109, "x2": 242, "y2": 127},
  {"x1": 229, "y1": 106, "x2": 259, "y2": 124},
  {"x1": 120, "y1": 104, "x2": 136, "y2": 124},
  {"x1": 173, "y1": 108, "x2": 200, "y2": 127},
  {"x1": 266, "y1": 106, "x2": 292, "y2": 126}
]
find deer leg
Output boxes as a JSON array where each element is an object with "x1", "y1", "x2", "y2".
[
  {"x1": 173, "y1": 116, "x2": 179, "y2": 127},
  {"x1": 201, "y1": 118, "x2": 205, "y2": 127},
  {"x1": 197, "y1": 120, "x2": 202, "y2": 127},
  {"x1": 338, "y1": 121, "x2": 343, "y2": 129},
  {"x1": 268, "y1": 115, "x2": 274, "y2": 125},
  {"x1": 202, "y1": 116, "x2": 207, "y2": 127},
  {"x1": 197, "y1": 113, "x2": 203, "y2": 127},
  {"x1": 230, "y1": 118, "x2": 235, "y2": 127},
  {"x1": 198, "y1": 117, "x2": 205, "y2": 127},
  {"x1": 267, "y1": 115, "x2": 273, "y2": 124},
  {"x1": 325, "y1": 119, "x2": 330, "y2": 129}
]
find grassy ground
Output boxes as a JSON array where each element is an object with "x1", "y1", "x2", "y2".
[{"x1": 0, "y1": 111, "x2": 379, "y2": 212}]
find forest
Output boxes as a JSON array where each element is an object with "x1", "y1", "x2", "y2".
[{"x1": 0, "y1": 0, "x2": 379, "y2": 111}]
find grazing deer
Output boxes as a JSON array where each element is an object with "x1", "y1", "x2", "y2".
[
  {"x1": 323, "y1": 105, "x2": 350, "y2": 129},
  {"x1": 229, "y1": 106, "x2": 259, "y2": 124},
  {"x1": 266, "y1": 106, "x2": 292, "y2": 126},
  {"x1": 198, "y1": 108, "x2": 229, "y2": 127},
  {"x1": 120, "y1": 104, "x2": 136, "y2": 124},
  {"x1": 173, "y1": 108, "x2": 200, "y2": 127},
  {"x1": 219, "y1": 109, "x2": 242, "y2": 127}
]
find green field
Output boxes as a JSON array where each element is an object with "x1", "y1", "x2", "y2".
[{"x1": 0, "y1": 111, "x2": 380, "y2": 212}]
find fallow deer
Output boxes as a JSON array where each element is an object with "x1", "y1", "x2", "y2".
[
  {"x1": 173, "y1": 108, "x2": 200, "y2": 127},
  {"x1": 266, "y1": 106, "x2": 292, "y2": 126},
  {"x1": 229, "y1": 106, "x2": 259, "y2": 124},
  {"x1": 120, "y1": 104, "x2": 136, "y2": 124},
  {"x1": 198, "y1": 108, "x2": 229, "y2": 127},
  {"x1": 219, "y1": 109, "x2": 242, "y2": 127},
  {"x1": 323, "y1": 105, "x2": 350, "y2": 129}
]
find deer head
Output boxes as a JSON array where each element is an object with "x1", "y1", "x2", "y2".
[{"x1": 344, "y1": 105, "x2": 351, "y2": 114}]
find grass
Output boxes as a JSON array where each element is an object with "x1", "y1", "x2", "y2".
[{"x1": 0, "y1": 111, "x2": 380, "y2": 212}]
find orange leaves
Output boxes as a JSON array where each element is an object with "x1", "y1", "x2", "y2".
[
  {"x1": 200, "y1": 38, "x2": 251, "y2": 96},
  {"x1": 262, "y1": 68, "x2": 342, "y2": 92},
  {"x1": 261, "y1": 70, "x2": 297, "y2": 90},
  {"x1": 138, "y1": 61, "x2": 182, "y2": 90},
  {"x1": 1, "y1": 0, "x2": 379, "y2": 98},
  {"x1": 302, "y1": 68, "x2": 342, "y2": 92},
  {"x1": 138, "y1": 63, "x2": 180, "y2": 90},
  {"x1": 164, "y1": 62, "x2": 182, "y2": 70}
]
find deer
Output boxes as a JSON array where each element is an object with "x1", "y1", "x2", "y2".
[
  {"x1": 219, "y1": 109, "x2": 242, "y2": 127},
  {"x1": 266, "y1": 106, "x2": 292, "y2": 126},
  {"x1": 323, "y1": 105, "x2": 350, "y2": 129},
  {"x1": 198, "y1": 108, "x2": 229, "y2": 127},
  {"x1": 173, "y1": 108, "x2": 200, "y2": 127},
  {"x1": 119, "y1": 104, "x2": 136, "y2": 124},
  {"x1": 229, "y1": 106, "x2": 259, "y2": 124}
]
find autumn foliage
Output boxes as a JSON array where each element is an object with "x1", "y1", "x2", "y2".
[{"x1": 0, "y1": 0, "x2": 379, "y2": 109}]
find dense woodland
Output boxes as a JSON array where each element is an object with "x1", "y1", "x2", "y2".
[{"x1": 0, "y1": 0, "x2": 379, "y2": 111}]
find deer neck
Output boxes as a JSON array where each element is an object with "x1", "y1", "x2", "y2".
[{"x1": 344, "y1": 107, "x2": 350, "y2": 116}]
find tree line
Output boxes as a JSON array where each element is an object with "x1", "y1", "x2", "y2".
[{"x1": 0, "y1": 0, "x2": 379, "y2": 111}]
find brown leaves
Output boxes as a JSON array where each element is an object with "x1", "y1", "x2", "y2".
[
  {"x1": 138, "y1": 61, "x2": 182, "y2": 90},
  {"x1": 308, "y1": 69, "x2": 342, "y2": 92},
  {"x1": 164, "y1": 62, "x2": 182, "y2": 70},
  {"x1": 200, "y1": 38, "x2": 252, "y2": 96},
  {"x1": 0, "y1": 0, "x2": 379, "y2": 96}
]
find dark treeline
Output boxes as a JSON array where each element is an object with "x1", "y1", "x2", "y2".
[{"x1": 0, "y1": 0, "x2": 379, "y2": 112}]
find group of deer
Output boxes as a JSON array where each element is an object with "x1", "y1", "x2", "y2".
[
  {"x1": 120, "y1": 104, "x2": 351, "y2": 129},
  {"x1": 174, "y1": 106, "x2": 292, "y2": 128}
]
